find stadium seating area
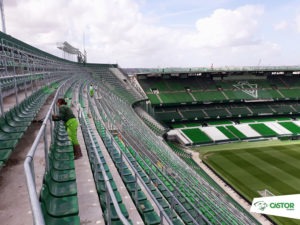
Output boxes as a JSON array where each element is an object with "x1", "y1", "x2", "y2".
[
  {"x1": 2, "y1": 30, "x2": 291, "y2": 225},
  {"x1": 138, "y1": 76, "x2": 300, "y2": 105},
  {"x1": 137, "y1": 75, "x2": 300, "y2": 132}
]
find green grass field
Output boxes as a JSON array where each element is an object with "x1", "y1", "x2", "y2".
[{"x1": 195, "y1": 140, "x2": 300, "y2": 225}]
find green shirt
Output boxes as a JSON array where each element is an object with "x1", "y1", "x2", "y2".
[{"x1": 55, "y1": 105, "x2": 75, "y2": 123}]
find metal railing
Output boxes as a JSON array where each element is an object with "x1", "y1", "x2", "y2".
[
  {"x1": 93, "y1": 77, "x2": 260, "y2": 225},
  {"x1": 79, "y1": 106, "x2": 131, "y2": 225},
  {"x1": 24, "y1": 82, "x2": 67, "y2": 225},
  {"x1": 88, "y1": 92, "x2": 182, "y2": 224}
]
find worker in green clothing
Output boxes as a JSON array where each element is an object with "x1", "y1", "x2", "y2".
[
  {"x1": 89, "y1": 84, "x2": 94, "y2": 97},
  {"x1": 52, "y1": 98, "x2": 82, "y2": 159}
]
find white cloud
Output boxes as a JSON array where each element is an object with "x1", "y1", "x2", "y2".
[
  {"x1": 187, "y1": 5, "x2": 264, "y2": 48},
  {"x1": 274, "y1": 21, "x2": 288, "y2": 31},
  {"x1": 4, "y1": 1, "x2": 282, "y2": 67},
  {"x1": 295, "y1": 14, "x2": 300, "y2": 33}
]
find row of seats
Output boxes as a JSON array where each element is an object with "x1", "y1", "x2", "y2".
[
  {"x1": 81, "y1": 115, "x2": 131, "y2": 224},
  {"x1": 0, "y1": 86, "x2": 53, "y2": 170},
  {"x1": 155, "y1": 102, "x2": 300, "y2": 122},
  {"x1": 167, "y1": 142, "x2": 255, "y2": 221},
  {"x1": 90, "y1": 67, "x2": 141, "y2": 104},
  {"x1": 93, "y1": 77, "x2": 260, "y2": 225},
  {"x1": 40, "y1": 121, "x2": 80, "y2": 225},
  {"x1": 113, "y1": 137, "x2": 188, "y2": 225},
  {"x1": 102, "y1": 132, "x2": 162, "y2": 225},
  {"x1": 90, "y1": 77, "x2": 206, "y2": 224},
  {"x1": 78, "y1": 87, "x2": 131, "y2": 225},
  {"x1": 89, "y1": 96, "x2": 182, "y2": 225},
  {"x1": 0, "y1": 74, "x2": 43, "y2": 89}
]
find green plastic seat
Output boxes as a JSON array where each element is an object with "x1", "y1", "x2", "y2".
[
  {"x1": 126, "y1": 182, "x2": 141, "y2": 193},
  {"x1": 119, "y1": 167, "x2": 132, "y2": 176},
  {"x1": 0, "y1": 149, "x2": 12, "y2": 162},
  {"x1": 174, "y1": 204, "x2": 185, "y2": 215},
  {"x1": 157, "y1": 198, "x2": 169, "y2": 209},
  {"x1": 122, "y1": 174, "x2": 135, "y2": 184},
  {"x1": 5, "y1": 113, "x2": 31, "y2": 127},
  {"x1": 5, "y1": 111, "x2": 28, "y2": 124},
  {"x1": 146, "y1": 183, "x2": 157, "y2": 191},
  {"x1": 0, "y1": 139, "x2": 18, "y2": 150},
  {"x1": 41, "y1": 203, "x2": 80, "y2": 225},
  {"x1": 164, "y1": 207, "x2": 177, "y2": 219},
  {"x1": 96, "y1": 171, "x2": 113, "y2": 181},
  {"x1": 130, "y1": 190, "x2": 147, "y2": 202},
  {"x1": 0, "y1": 118, "x2": 27, "y2": 133},
  {"x1": 50, "y1": 168, "x2": 76, "y2": 182},
  {"x1": 56, "y1": 135, "x2": 70, "y2": 142},
  {"x1": 137, "y1": 200, "x2": 154, "y2": 215},
  {"x1": 0, "y1": 130, "x2": 23, "y2": 140},
  {"x1": 161, "y1": 190, "x2": 171, "y2": 199},
  {"x1": 40, "y1": 185, "x2": 79, "y2": 217},
  {"x1": 100, "y1": 190, "x2": 122, "y2": 207},
  {"x1": 143, "y1": 211, "x2": 161, "y2": 225},
  {"x1": 108, "y1": 203, "x2": 129, "y2": 221},
  {"x1": 150, "y1": 189, "x2": 162, "y2": 199},
  {"x1": 51, "y1": 145, "x2": 73, "y2": 153},
  {"x1": 11, "y1": 108, "x2": 34, "y2": 121},
  {"x1": 172, "y1": 218, "x2": 185, "y2": 225},
  {"x1": 96, "y1": 180, "x2": 117, "y2": 193},
  {"x1": 44, "y1": 172, "x2": 77, "y2": 197},
  {"x1": 179, "y1": 212, "x2": 193, "y2": 224},
  {"x1": 49, "y1": 155, "x2": 75, "y2": 171},
  {"x1": 52, "y1": 152, "x2": 74, "y2": 161},
  {"x1": 55, "y1": 140, "x2": 72, "y2": 147}
]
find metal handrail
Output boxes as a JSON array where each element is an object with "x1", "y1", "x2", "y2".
[
  {"x1": 88, "y1": 94, "x2": 180, "y2": 225},
  {"x1": 79, "y1": 107, "x2": 131, "y2": 225},
  {"x1": 24, "y1": 82, "x2": 66, "y2": 225}
]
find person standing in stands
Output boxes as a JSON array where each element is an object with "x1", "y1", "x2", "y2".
[
  {"x1": 52, "y1": 98, "x2": 82, "y2": 159},
  {"x1": 89, "y1": 84, "x2": 94, "y2": 97}
]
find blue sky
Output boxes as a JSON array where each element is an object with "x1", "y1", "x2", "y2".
[{"x1": 4, "y1": 0, "x2": 300, "y2": 68}]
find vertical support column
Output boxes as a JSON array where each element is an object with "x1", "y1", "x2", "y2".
[
  {"x1": 105, "y1": 183, "x2": 111, "y2": 225},
  {"x1": 30, "y1": 74, "x2": 33, "y2": 94},
  {"x1": 14, "y1": 76, "x2": 19, "y2": 106},
  {"x1": 2, "y1": 40, "x2": 8, "y2": 76},
  {"x1": 43, "y1": 124, "x2": 50, "y2": 172},
  {"x1": 0, "y1": 82, "x2": 3, "y2": 115},
  {"x1": 134, "y1": 171, "x2": 138, "y2": 205},
  {"x1": 24, "y1": 76, "x2": 28, "y2": 98},
  {"x1": 34, "y1": 74, "x2": 38, "y2": 92},
  {"x1": 50, "y1": 113, "x2": 54, "y2": 145},
  {"x1": 11, "y1": 46, "x2": 16, "y2": 75}
]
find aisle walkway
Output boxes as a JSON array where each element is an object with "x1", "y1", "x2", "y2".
[
  {"x1": 72, "y1": 85, "x2": 104, "y2": 224},
  {"x1": 0, "y1": 92, "x2": 51, "y2": 225}
]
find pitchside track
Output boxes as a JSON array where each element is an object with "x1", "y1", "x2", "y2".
[{"x1": 196, "y1": 140, "x2": 300, "y2": 225}]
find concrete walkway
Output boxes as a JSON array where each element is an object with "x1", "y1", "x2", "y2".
[
  {"x1": 72, "y1": 84, "x2": 104, "y2": 225},
  {"x1": 87, "y1": 96, "x2": 144, "y2": 224},
  {"x1": 0, "y1": 91, "x2": 51, "y2": 225}
]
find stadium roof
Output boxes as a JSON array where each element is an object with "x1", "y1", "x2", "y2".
[{"x1": 130, "y1": 66, "x2": 300, "y2": 77}]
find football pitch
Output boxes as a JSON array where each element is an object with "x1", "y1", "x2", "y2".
[{"x1": 195, "y1": 140, "x2": 300, "y2": 225}]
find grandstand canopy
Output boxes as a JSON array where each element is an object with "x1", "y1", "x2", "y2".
[{"x1": 131, "y1": 66, "x2": 300, "y2": 78}]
